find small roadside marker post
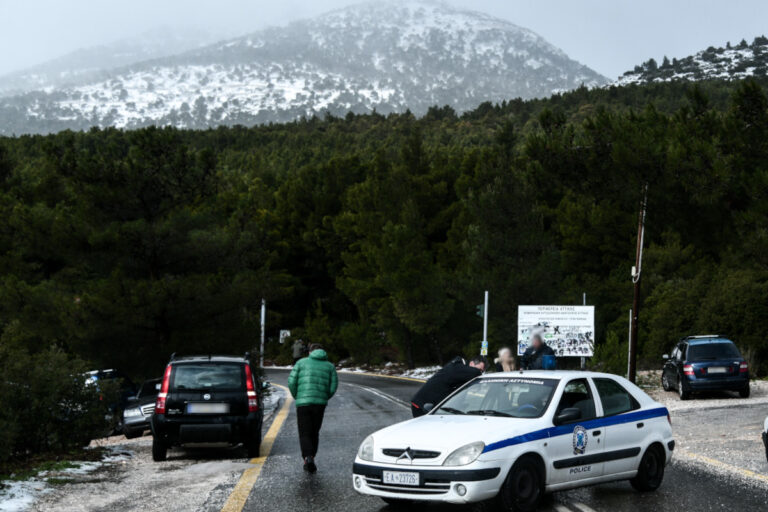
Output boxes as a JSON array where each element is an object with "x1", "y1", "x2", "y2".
[
  {"x1": 481, "y1": 291, "x2": 489, "y2": 356},
  {"x1": 259, "y1": 299, "x2": 266, "y2": 367}
]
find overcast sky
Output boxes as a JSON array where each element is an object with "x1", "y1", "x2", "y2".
[{"x1": 1, "y1": 0, "x2": 767, "y2": 78}]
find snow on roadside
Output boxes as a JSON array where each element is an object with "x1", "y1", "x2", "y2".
[{"x1": 0, "y1": 446, "x2": 131, "y2": 512}]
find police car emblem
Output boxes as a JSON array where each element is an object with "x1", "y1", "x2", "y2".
[
  {"x1": 203, "y1": 393, "x2": 211, "y2": 401},
  {"x1": 572, "y1": 425, "x2": 588, "y2": 455}
]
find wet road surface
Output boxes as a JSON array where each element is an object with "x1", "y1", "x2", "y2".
[{"x1": 247, "y1": 369, "x2": 768, "y2": 512}]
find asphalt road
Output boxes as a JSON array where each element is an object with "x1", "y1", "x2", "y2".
[{"x1": 247, "y1": 369, "x2": 768, "y2": 512}]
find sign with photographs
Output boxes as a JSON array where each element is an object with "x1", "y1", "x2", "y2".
[{"x1": 517, "y1": 305, "x2": 595, "y2": 357}]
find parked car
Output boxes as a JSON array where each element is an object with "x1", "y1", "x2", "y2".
[
  {"x1": 122, "y1": 378, "x2": 161, "y2": 439},
  {"x1": 150, "y1": 355, "x2": 266, "y2": 461},
  {"x1": 661, "y1": 335, "x2": 750, "y2": 400},
  {"x1": 84, "y1": 369, "x2": 138, "y2": 434},
  {"x1": 353, "y1": 371, "x2": 674, "y2": 509},
  {"x1": 763, "y1": 415, "x2": 768, "y2": 463}
]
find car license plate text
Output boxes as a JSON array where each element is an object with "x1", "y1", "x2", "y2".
[
  {"x1": 708, "y1": 367, "x2": 727, "y2": 374},
  {"x1": 383, "y1": 471, "x2": 419, "y2": 486},
  {"x1": 186, "y1": 402, "x2": 229, "y2": 414}
]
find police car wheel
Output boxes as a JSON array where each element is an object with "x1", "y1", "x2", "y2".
[
  {"x1": 499, "y1": 456, "x2": 543, "y2": 512},
  {"x1": 630, "y1": 444, "x2": 665, "y2": 492},
  {"x1": 661, "y1": 373, "x2": 671, "y2": 391},
  {"x1": 381, "y1": 497, "x2": 412, "y2": 508},
  {"x1": 152, "y1": 437, "x2": 167, "y2": 462}
]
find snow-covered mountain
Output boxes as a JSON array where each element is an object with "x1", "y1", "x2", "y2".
[
  {"x1": 0, "y1": 27, "x2": 225, "y2": 98},
  {"x1": 0, "y1": 1, "x2": 608, "y2": 135},
  {"x1": 617, "y1": 36, "x2": 768, "y2": 85}
]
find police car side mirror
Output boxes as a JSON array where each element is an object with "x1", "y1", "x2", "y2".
[
  {"x1": 554, "y1": 408, "x2": 581, "y2": 425},
  {"x1": 423, "y1": 403, "x2": 434, "y2": 413},
  {"x1": 662, "y1": 354, "x2": 669, "y2": 360}
]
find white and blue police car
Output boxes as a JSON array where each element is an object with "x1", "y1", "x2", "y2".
[{"x1": 353, "y1": 371, "x2": 674, "y2": 511}]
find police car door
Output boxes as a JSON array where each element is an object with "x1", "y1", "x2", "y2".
[
  {"x1": 591, "y1": 377, "x2": 645, "y2": 476},
  {"x1": 546, "y1": 378, "x2": 605, "y2": 485}
]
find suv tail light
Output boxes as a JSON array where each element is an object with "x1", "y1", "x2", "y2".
[
  {"x1": 155, "y1": 364, "x2": 172, "y2": 414},
  {"x1": 244, "y1": 364, "x2": 259, "y2": 412},
  {"x1": 683, "y1": 364, "x2": 694, "y2": 376},
  {"x1": 740, "y1": 362, "x2": 749, "y2": 373}
]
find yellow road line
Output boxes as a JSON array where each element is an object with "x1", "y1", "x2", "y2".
[
  {"x1": 678, "y1": 449, "x2": 768, "y2": 485},
  {"x1": 221, "y1": 384, "x2": 294, "y2": 512}
]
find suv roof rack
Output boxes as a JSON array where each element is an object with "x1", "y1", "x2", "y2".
[{"x1": 684, "y1": 334, "x2": 722, "y2": 339}]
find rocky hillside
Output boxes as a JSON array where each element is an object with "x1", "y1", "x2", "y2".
[
  {"x1": 0, "y1": 1, "x2": 608, "y2": 135},
  {"x1": 617, "y1": 36, "x2": 768, "y2": 85}
]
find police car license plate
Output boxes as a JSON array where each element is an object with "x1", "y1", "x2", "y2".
[
  {"x1": 383, "y1": 471, "x2": 419, "y2": 486},
  {"x1": 708, "y1": 367, "x2": 727, "y2": 373},
  {"x1": 186, "y1": 402, "x2": 229, "y2": 414}
]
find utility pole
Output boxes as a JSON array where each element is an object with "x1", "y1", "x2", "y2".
[
  {"x1": 628, "y1": 184, "x2": 648, "y2": 383},
  {"x1": 259, "y1": 299, "x2": 266, "y2": 368}
]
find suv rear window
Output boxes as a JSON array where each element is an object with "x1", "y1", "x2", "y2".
[
  {"x1": 172, "y1": 363, "x2": 244, "y2": 391},
  {"x1": 687, "y1": 342, "x2": 741, "y2": 361}
]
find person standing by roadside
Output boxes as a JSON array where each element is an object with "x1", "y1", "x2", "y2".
[
  {"x1": 292, "y1": 338, "x2": 306, "y2": 365},
  {"x1": 410, "y1": 356, "x2": 487, "y2": 417},
  {"x1": 288, "y1": 343, "x2": 338, "y2": 473},
  {"x1": 520, "y1": 334, "x2": 555, "y2": 370},
  {"x1": 494, "y1": 347, "x2": 516, "y2": 372}
]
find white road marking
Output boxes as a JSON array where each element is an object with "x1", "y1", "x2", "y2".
[
  {"x1": 348, "y1": 383, "x2": 411, "y2": 409},
  {"x1": 573, "y1": 502, "x2": 599, "y2": 512},
  {"x1": 554, "y1": 505, "x2": 574, "y2": 512}
]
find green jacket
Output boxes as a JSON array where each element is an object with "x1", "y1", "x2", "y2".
[{"x1": 288, "y1": 349, "x2": 338, "y2": 407}]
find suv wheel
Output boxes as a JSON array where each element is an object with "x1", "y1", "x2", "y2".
[
  {"x1": 245, "y1": 437, "x2": 262, "y2": 458},
  {"x1": 630, "y1": 444, "x2": 665, "y2": 492},
  {"x1": 661, "y1": 372, "x2": 671, "y2": 391},
  {"x1": 152, "y1": 437, "x2": 167, "y2": 462},
  {"x1": 678, "y1": 375, "x2": 691, "y2": 400},
  {"x1": 739, "y1": 385, "x2": 750, "y2": 398}
]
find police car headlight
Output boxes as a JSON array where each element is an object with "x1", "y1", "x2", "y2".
[
  {"x1": 123, "y1": 407, "x2": 141, "y2": 418},
  {"x1": 358, "y1": 435, "x2": 374, "y2": 461},
  {"x1": 443, "y1": 442, "x2": 485, "y2": 466}
]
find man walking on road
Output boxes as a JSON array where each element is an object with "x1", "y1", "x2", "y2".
[
  {"x1": 288, "y1": 343, "x2": 338, "y2": 473},
  {"x1": 410, "y1": 356, "x2": 486, "y2": 417},
  {"x1": 520, "y1": 334, "x2": 555, "y2": 370}
]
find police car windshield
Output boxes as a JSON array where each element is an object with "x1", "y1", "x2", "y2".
[{"x1": 435, "y1": 377, "x2": 558, "y2": 418}]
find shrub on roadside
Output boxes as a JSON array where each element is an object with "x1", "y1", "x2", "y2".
[{"x1": 0, "y1": 343, "x2": 116, "y2": 462}]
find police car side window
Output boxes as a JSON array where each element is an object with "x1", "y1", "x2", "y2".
[
  {"x1": 555, "y1": 379, "x2": 596, "y2": 422},
  {"x1": 593, "y1": 378, "x2": 640, "y2": 416}
]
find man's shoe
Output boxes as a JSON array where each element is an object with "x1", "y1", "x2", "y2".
[{"x1": 305, "y1": 456, "x2": 317, "y2": 473}]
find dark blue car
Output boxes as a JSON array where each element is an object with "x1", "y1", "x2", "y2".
[{"x1": 661, "y1": 335, "x2": 750, "y2": 400}]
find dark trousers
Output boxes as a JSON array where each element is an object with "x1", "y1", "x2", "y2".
[{"x1": 296, "y1": 404, "x2": 326, "y2": 458}]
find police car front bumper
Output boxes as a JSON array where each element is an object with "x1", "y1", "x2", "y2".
[{"x1": 352, "y1": 461, "x2": 502, "y2": 504}]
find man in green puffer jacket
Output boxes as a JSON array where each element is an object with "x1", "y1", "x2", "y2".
[{"x1": 288, "y1": 343, "x2": 338, "y2": 473}]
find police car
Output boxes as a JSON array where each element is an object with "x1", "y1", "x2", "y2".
[
  {"x1": 762, "y1": 415, "x2": 768, "y2": 462},
  {"x1": 353, "y1": 371, "x2": 673, "y2": 510}
]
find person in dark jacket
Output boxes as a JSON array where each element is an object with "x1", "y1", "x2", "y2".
[
  {"x1": 410, "y1": 356, "x2": 487, "y2": 417},
  {"x1": 288, "y1": 343, "x2": 338, "y2": 473},
  {"x1": 292, "y1": 338, "x2": 306, "y2": 364},
  {"x1": 520, "y1": 334, "x2": 555, "y2": 370}
]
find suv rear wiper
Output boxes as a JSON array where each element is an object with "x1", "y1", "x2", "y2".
[{"x1": 466, "y1": 409, "x2": 514, "y2": 417}]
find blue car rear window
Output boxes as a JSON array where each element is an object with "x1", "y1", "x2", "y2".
[{"x1": 687, "y1": 342, "x2": 741, "y2": 361}]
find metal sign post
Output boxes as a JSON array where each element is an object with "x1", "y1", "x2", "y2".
[
  {"x1": 480, "y1": 291, "x2": 489, "y2": 356},
  {"x1": 580, "y1": 292, "x2": 587, "y2": 370},
  {"x1": 259, "y1": 299, "x2": 266, "y2": 367}
]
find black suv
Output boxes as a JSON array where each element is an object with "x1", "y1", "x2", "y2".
[
  {"x1": 662, "y1": 335, "x2": 750, "y2": 400},
  {"x1": 150, "y1": 355, "x2": 265, "y2": 461}
]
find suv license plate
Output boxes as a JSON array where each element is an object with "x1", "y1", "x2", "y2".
[
  {"x1": 186, "y1": 402, "x2": 229, "y2": 414},
  {"x1": 382, "y1": 471, "x2": 419, "y2": 486}
]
